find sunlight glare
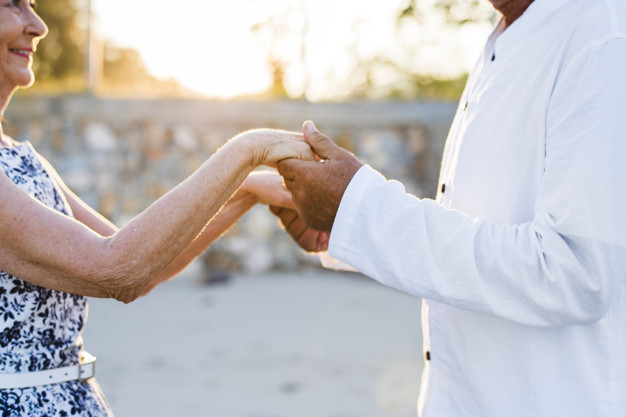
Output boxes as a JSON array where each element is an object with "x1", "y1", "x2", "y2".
[{"x1": 93, "y1": 0, "x2": 493, "y2": 99}]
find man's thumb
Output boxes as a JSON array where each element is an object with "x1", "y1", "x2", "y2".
[{"x1": 302, "y1": 120, "x2": 338, "y2": 160}]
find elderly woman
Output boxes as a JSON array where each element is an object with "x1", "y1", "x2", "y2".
[{"x1": 0, "y1": 1, "x2": 312, "y2": 416}]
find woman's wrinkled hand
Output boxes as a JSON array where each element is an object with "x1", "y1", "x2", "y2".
[
  {"x1": 239, "y1": 171, "x2": 297, "y2": 210},
  {"x1": 233, "y1": 128, "x2": 317, "y2": 168}
]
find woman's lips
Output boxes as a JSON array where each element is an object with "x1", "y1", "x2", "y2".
[{"x1": 9, "y1": 49, "x2": 33, "y2": 59}]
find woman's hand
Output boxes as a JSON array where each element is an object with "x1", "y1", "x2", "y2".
[
  {"x1": 232, "y1": 128, "x2": 317, "y2": 168},
  {"x1": 0, "y1": 127, "x2": 312, "y2": 303},
  {"x1": 238, "y1": 171, "x2": 296, "y2": 210}
]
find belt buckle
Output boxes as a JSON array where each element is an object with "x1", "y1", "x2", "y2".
[{"x1": 78, "y1": 352, "x2": 96, "y2": 382}]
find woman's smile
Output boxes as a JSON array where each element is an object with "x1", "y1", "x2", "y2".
[
  {"x1": 0, "y1": 0, "x2": 47, "y2": 94},
  {"x1": 8, "y1": 47, "x2": 33, "y2": 60}
]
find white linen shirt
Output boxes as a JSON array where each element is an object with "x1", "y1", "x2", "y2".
[{"x1": 327, "y1": 0, "x2": 626, "y2": 416}]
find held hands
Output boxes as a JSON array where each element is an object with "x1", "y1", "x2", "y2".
[
  {"x1": 277, "y1": 121, "x2": 363, "y2": 233},
  {"x1": 239, "y1": 171, "x2": 297, "y2": 210},
  {"x1": 238, "y1": 122, "x2": 363, "y2": 253},
  {"x1": 269, "y1": 206, "x2": 330, "y2": 252},
  {"x1": 232, "y1": 128, "x2": 317, "y2": 169},
  {"x1": 237, "y1": 170, "x2": 331, "y2": 253}
]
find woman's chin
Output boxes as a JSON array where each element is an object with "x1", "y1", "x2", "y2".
[
  {"x1": 19, "y1": 74, "x2": 36, "y2": 89},
  {"x1": 20, "y1": 78, "x2": 36, "y2": 89},
  {"x1": 10, "y1": 70, "x2": 36, "y2": 90}
]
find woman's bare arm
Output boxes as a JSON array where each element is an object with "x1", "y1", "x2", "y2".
[
  {"x1": 0, "y1": 130, "x2": 312, "y2": 302},
  {"x1": 141, "y1": 172, "x2": 295, "y2": 294},
  {"x1": 41, "y1": 151, "x2": 295, "y2": 297}
]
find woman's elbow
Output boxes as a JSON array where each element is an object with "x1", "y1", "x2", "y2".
[
  {"x1": 91, "y1": 262, "x2": 152, "y2": 304},
  {"x1": 94, "y1": 241, "x2": 156, "y2": 303},
  {"x1": 101, "y1": 278, "x2": 148, "y2": 304}
]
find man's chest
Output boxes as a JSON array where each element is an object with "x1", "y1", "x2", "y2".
[{"x1": 437, "y1": 43, "x2": 563, "y2": 224}]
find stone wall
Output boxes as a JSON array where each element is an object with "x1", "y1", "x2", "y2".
[{"x1": 5, "y1": 95, "x2": 456, "y2": 277}]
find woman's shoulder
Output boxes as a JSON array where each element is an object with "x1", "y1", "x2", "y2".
[{"x1": 0, "y1": 135, "x2": 28, "y2": 148}]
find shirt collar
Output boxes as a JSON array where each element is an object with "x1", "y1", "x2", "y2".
[{"x1": 490, "y1": 0, "x2": 576, "y2": 60}]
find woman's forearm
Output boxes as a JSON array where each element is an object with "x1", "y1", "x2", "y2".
[
  {"x1": 99, "y1": 138, "x2": 258, "y2": 301},
  {"x1": 91, "y1": 130, "x2": 311, "y2": 301},
  {"x1": 140, "y1": 189, "x2": 258, "y2": 294},
  {"x1": 140, "y1": 170, "x2": 297, "y2": 295},
  {"x1": 0, "y1": 130, "x2": 310, "y2": 302}
]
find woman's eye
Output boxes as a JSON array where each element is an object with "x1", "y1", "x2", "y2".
[{"x1": 5, "y1": 0, "x2": 36, "y2": 10}]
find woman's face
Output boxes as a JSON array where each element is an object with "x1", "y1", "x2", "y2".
[{"x1": 0, "y1": 0, "x2": 47, "y2": 92}]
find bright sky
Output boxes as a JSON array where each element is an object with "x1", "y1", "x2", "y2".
[{"x1": 93, "y1": 0, "x2": 494, "y2": 99}]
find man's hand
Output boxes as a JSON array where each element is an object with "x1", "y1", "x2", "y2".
[
  {"x1": 277, "y1": 121, "x2": 363, "y2": 232},
  {"x1": 269, "y1": 206, "x2": 330, "y2": 253}
]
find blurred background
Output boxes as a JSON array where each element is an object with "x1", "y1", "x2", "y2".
[{"x1": 5, "y1": 1, "x2": 497, "y2": 416}]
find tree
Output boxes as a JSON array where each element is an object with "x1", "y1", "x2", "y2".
[
  {"x1": 31, "y1": 0, "x2": 86, "y2": 90},
  {"x1": 246, "y1": 0, "x2": 493, "y2": 101},
  {"x1": 25, "y1": 0, "x2": 194, "y2": 97},
  {"x1": 398, "y1": 0, "x2": 493, "y2": 26},
  {"x1": 100, "y1": 43, "x2": 201, "y2": 98}
]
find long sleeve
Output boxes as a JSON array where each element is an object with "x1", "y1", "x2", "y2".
[{"x1": 328, "y1": 38, "x2": 626, "y2": 328}]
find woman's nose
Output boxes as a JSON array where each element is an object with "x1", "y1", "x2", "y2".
[{"x1": 25, "y1": 7, "x2": 49, "y2": 40}]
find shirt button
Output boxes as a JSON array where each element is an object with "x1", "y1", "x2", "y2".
[
  {"x1": 441, "y1": 183, "x2": 446, "y2": 194},
  {"x1": 425, "y1": 351, "x2": 431, "y2": 361},
  {"x1": 463, "y1": 101, "x2": 468, "y2": 110}
]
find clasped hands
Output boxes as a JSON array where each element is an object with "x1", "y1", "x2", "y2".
[
  {"x1": 234, "y1": 120, "x2": 362, "y2": 253},
  {"x1": 270, "y1": 121, "x2": 363, "y2": 253}
]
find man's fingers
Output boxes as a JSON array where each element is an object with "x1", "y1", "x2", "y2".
[
  {"x1": 277, "y1": 158, "x2": 308, "y2": 182},
  {"x1": 277, "y1": 158, "x2": 318, "y2": 190},
  {"x1": 271, "y1": 206, "x2": 293, "y2": 223},
  {"x1": 269, "y1": 206, "x2": 329, "y2": 253},
  {"x1": 302, "y1": 120, "x2": 341, "y2": 160},
  {"x1": 269, "y1": 205, "x2": 283, "y2": 216},
  {"x1": 269, "y1": 206, "x2": 304, "y2": 235},
  {"x1": 288, "y1": 218, "x2": 309, "y2": 240},
  {"x1": 276, "y1": 159, "x2": 293, "y2": 180},
  {"x1": 269, "y1": 206, "x2": 307, "y2": 243}
]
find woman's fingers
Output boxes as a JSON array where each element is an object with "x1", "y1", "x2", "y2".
[
  {"x1": 242, "y1": 172, "x2": 297, "y2": 209},
  {"x1": 248, "y1": 129, "x2": 316, "y2": 167},
  {"x1": 263, "y1": 141, "x2": 317, "y2": 168}
]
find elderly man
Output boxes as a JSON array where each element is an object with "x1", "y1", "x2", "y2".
[{"x1": 273, "y1": 0, "x2": 626, "y2": 416}]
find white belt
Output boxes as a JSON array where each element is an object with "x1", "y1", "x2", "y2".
[{"x1": 0, "y1": 351, "x2": 96, "y2": 390}]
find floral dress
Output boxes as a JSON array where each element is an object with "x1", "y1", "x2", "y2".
[{"x1": 0, "y1": 143, "x2": 113, "y2": 416}]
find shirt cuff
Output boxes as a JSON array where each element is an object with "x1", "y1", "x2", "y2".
[
  {"x1": 328, "y1": 165, "x2": 387, "y2": 263},
  {"x1": 319, "y1": 251, "x2": 358, "y2": 272}
]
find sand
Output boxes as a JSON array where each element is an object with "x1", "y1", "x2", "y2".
[{"x1": 82, "y1": 266, "x2": 424, "y2": 417}]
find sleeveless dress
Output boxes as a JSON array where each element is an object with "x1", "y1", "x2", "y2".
[{"x1": 0, "y1": 143, "x2": 113, "y2": 416}]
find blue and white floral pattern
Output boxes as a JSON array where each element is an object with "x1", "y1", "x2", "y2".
[{"x1": 0, "y1": 143, "x2": 113, "y2": 416}]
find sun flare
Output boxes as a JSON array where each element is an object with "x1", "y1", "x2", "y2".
[{"x1": 93, "y1": 0, "x2": 493, "y2": 99}]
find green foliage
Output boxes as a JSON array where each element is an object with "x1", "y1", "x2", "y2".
[
  {"x1": 25, "y1": 0, "x2": 195, "y2": 97},
  {"x1": 398, "y1": 0, "x2": 493, "y2": 26},
  {"x1": 26, "y1": 0, "x2": 487, "y2": 100},
  {"x1": 399, "y1": 74, "x2": 468, "y2": 101},
  {"x1": 398, "y1": 0, "x2": 418, "y2": 21},
  {"x1": 344, "y1": 56, "x2": 467, "y2": 102},
  {"x1": 31, "y1": 0, "x2": 85, "y2": 88},
  {"x1": 434, "y1": 0, "x2": 492, "y2": 25},
  {"x1": 99, "y1": 44, "x2": 201, "y2": 98}
]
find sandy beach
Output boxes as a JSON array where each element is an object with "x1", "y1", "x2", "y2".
[{"x1": 82, "y1": 266, "x2": 424, "y2": 417}]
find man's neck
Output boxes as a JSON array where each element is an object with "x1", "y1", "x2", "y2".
[{"x1": 492, "y1": 0, "x2": 535, "y2": 29}]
